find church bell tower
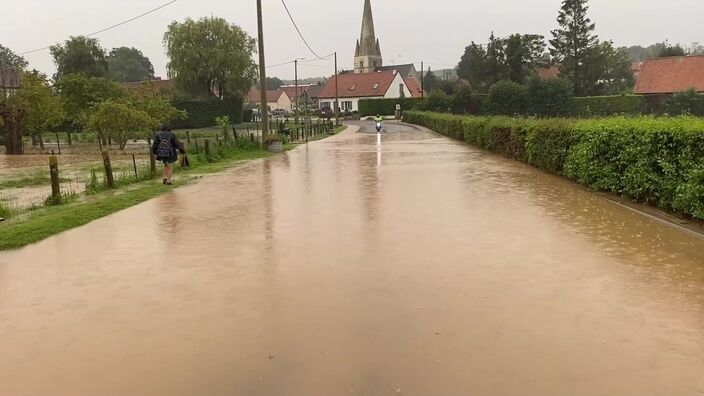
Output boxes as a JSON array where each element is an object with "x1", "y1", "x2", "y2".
[{"x1": 354, "y1": 0, "x2": 383, "y2": 74}]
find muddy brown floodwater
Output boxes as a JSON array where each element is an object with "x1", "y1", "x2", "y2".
[{"x1": 0, "y1": 122, "x2": 703, "y2": 396}]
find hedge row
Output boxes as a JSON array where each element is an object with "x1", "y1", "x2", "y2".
[
  {"x1": 404, "y1": 111, "x2": 704, "y2": 219},
  {"x1": 359, "y1": 98, "x2": 424, "y2": 116},
  {"x1": 171, "y1": 98, "x2": 244, "y2": 129},
  {"x1": 570, "y1": 95, "x2": 648, "y2": 117}
]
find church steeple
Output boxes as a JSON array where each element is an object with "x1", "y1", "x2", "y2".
[{"x1": 354, "y1": 0, "x2": 382, "y2": 74}]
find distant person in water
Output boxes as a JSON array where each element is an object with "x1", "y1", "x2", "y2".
[{"x1": 152, "y1": 124, "x2": 185, "y2": 185}]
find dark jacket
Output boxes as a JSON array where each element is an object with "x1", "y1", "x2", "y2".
[{"x1": 152, "y1": 131, "x2": 185, "y2": 162}]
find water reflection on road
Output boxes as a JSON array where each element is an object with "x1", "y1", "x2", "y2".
[{"x1": 0, "y1": 122, "x2": 703, "y2": 396}]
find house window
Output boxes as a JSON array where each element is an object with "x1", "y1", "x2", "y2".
[
  {"x1": 342, "y1": 101, "x2": 353, "y2": 111},
  {"x1": 320, "y1": 101, "x2": 331, "y2": 110},
  {"x1": 360, "y1": 60, "x2": 364, "y2": 69}
]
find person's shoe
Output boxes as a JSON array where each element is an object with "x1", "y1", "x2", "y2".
[
  {"x1": 166, "y1": 180, "x2": 173, "y2": 186},
  {"x1": 163, "y1": 178, "x2": 168, "y2": 185}
]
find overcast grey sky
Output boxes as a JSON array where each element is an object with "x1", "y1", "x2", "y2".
[{"x1": 1, "y1": 0, "x2": 701, "y2": 81}]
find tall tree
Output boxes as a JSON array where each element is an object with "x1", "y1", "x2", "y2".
[
  {"x1": 0, "y1": 44, "x2": 28, "y2": 69},
  {"x1": 549, "y1": 0, "x2": 599, "y2": 96},
  {"x1": 423, "y1": 68, "x2": 439, "y2": 92},
  {"x1": 13, "y1": 71, "x2": 65, "y2": 149},
  {"x1": 586, "y1": 41, "x2": 635, "y2": 95},
  {"x1": 50, "y1": 36, "x2": 108, "y2": 80},
  {"x1": 257, "y1": 77, "x2": 283, "y2": 90},
  {"x1": 457, "y1": 42, "x2": 489, "y2": 92},
  {"x1": 504, "y1": 34, "x2": 547, "y2": 84},
  {"x1": 107, "y1": 47, "x2": 155, "y2": 83},
  {"x1": 164, "y1": 17, "x2": 257, "y2": 99},
  {"x1": 655, "y1": 43, "x2": 686, "y2": 57}
]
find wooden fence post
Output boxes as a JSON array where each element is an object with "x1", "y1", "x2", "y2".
[
  {"x1": 132, "y1": 154, "x2": 139, "y2": 180},
  {"x1": 55, "y1": 132, "x2": 61, "y2": 155},
  {"x1": 148, "y1": 137, "x2": 156, "y2": 175},
  {"x1": 102, "y1": 151, "x2": 115, "y2": 189},
  {"x1": 204, "y1": 139, "x2": 212, "y2": 161},
  {"x1": 186, "y1": 130, "x2": 191, "y2": 144},
  {"x1": 49, "y1": 156, "x2": 61, "y2": 203}
]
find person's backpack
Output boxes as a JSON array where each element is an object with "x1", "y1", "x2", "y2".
[{"x1": 156, "y1": 134, "x2": 173, "y2": 159}]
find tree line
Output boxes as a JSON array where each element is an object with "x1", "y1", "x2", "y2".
[
  {"x1": 423, "y1": 0, "x2": 699, "y2": 97},
  {"x1": 1, "y1": 16, "x2": 259, "y2": 154}
]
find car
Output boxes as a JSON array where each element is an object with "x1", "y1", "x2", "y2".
[{"x1": 272, "y1": 109, "x2": 288, "y2": 117}]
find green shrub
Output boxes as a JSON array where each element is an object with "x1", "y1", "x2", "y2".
[
  {"x1": 0, "y1": 201, "x2": 12, "y2": 219},
  {"x1": 358, "y1": 97, "x2": 424, "y2": 116},
  {"x1": 528, "y1": 78, "x2": 574, "y2": 117},
  {"x1": 414, "y1": 91, "x2": 452, "y2": 113},
  {"x1": 486, "y1": 80, "x2": 529, "y2": 115},
  {"x1": 405, "y1": 111, "x2": 704, "y2": 219},
  {"x1": 449, "y1": 87, "x2": 474, "y2": 115},
  {"x1": 570, "y1": 95, "x2": 646, "y2": 117},
  {"x1": 171, "y1": 97, "x2": 244, "y2": 128},
  {"x1": 662, "y1": 89, "x2": 704, "y2": 116}
]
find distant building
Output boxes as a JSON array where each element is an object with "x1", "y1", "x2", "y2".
[
  {"x1": 0, "y1": 68, "x2": 22, "y2": 97},
  {"x1": 280, "y1": 84, "x2": 323, "y2": 110},
  {"x1": 246, "y1": 89, "x2": 292, "y2": 111},
  {"x1": 318, "y1": 69, "x2": 416, "y2": 112},
  {"x1": 354, "y1": 0, "x2": 382, "y2": 74},
  {"x1": 123, "y1": 79, "x2": 175, "y2": 96},
  {"x1": 634, "y1": 55, "x2": 704, "y2": 95},
  {"x1": 537, "y1": 66, "x2": 560, "y2": 81}
]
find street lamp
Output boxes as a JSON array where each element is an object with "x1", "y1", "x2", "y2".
[{"x1": 294, "y1": 57, "x2": 306, "y2": 126}]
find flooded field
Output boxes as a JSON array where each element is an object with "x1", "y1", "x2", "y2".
[
  {"x1": 0, "y1": 122, "x2": 702, "y2": 395},
  {"x1": 0, "y1": 143, "x2": 151, "y2": 210}
]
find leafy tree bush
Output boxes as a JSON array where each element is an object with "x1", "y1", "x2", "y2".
[
  {"x1": 485, "y1": 80, "x2": 529, "y2": 115},
  {"x1": 56, "y1": 74, "x2": 127, "y2": 128},
  {"x1": 107, "y1": 47, "x2": 155, "y2": 83},
  {"x1": 404, "y1": 111, "x2": 704, "y2": 219},
  {"x1": 50, "y1": 36, "x2": 108, "y2": 80},
  {"x1": 449, "y1": 87, "x2": 474, "y2": 114},
  {"x1": 358, "y1": 98, "x2": 424, "y2": 116},
  {"x1": 528, "y1": 78, "x2": 574, "y2": 117},
  {"x1": 85, "y1": 100, "x2": 155, "y2": 149},
  {"x1": 164, "y1": 17, "x2": 257, "y2": 100},
  {"x1": 414, "y1": 91, "x2": 452, "y2": 113},
  {"x1": 171, "y1": 97, "x2": 244, "y2": 128},
  {"x1": 662, "y1": 89, "x2": 704, "y2": 116}
]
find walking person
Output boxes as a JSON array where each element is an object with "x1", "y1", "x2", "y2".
[{"x1": 152, "y1": 124, "x2": 185, "y2": 185}]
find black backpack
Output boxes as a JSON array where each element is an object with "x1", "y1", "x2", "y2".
[{"x1": 156, "y1": 133, "x2": 173, "y2": 158}]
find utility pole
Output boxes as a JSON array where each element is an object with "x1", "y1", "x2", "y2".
[
  {"x1": 256, "y1": 0, "x2": 269, "y2": 139},
  {"x1": 421, "y1": 61, "x2": 424, "y2": 99},
  {"x1": 334, "y1": 52, "x2": 340, "y2": 126},
  {"x1": 294, "y1": 59, "x2": 299, "y2": 126}
]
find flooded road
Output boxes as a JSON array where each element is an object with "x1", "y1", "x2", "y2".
[{"x1": 1, "y1": 122, "x2": 703, "y2": 396}]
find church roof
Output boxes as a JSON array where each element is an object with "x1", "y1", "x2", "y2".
[
  {"x1": 318, "y1": 70, "x2": 398, "y2": 99},
  {"x1": 377, "y1": 64, "x2": 416, "y2": 79},
  {"x1": 355, "y1": 0, "x2": 381, "y2": 58}
]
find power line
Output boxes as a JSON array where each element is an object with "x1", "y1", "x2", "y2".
[
  {"x1": 20, "y1": 0, "x2": 180, "y2": 55},
  {"x1": 280, "y1": 0, "x2": 326, "y2": 60}
]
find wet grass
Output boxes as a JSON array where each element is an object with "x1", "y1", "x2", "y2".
[
  {"x1": 0, "y1": 172, "x2": 70, "y2": 189},
  {"x1": 0, "y1": 149, "x2": 270, "y2": 250}
]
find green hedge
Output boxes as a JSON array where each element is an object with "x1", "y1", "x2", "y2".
[
  {"x1": 569, "y1": 95, "x2": 647, "y2": 117},
  {"x1": 171, "y1": 98, "x2": 244, "y2": 129},
  {"x1": 404, "y1": 111, "x2": 704, "y2": 219},
  {"x1": 358, "y1": 98, "x2": 424, "y2": 116}
]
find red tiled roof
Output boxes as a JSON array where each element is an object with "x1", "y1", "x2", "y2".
[
  {"x1": 634, "y1": 56, "x2": 704, "y2": 94},
  {"x1": 0, "y1": 68, "x2": 22, "y2": 89},
  {"x1": 247, "y1": 89, "x2": 285, "y2": 103},
  {"x1": 404, "y1": 76, "x2": 424, "y2": 98},
  {"x1": 537, "y1": 66, "x2": 560, "y2": 80},
  {"x1": 318, "y1": 70, "x2": 398, "y2": 98}
]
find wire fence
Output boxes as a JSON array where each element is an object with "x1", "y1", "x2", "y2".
[{"x1": 0, "y1": 153, "x2": 153, "y2": 212}]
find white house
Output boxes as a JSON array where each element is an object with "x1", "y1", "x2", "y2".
[
  {"x1": 318, "y1": 69, "x2": 414, "y2": 112},
  {"x1": 246, "y1": 89, "x2": 292, "y2": 111}
]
